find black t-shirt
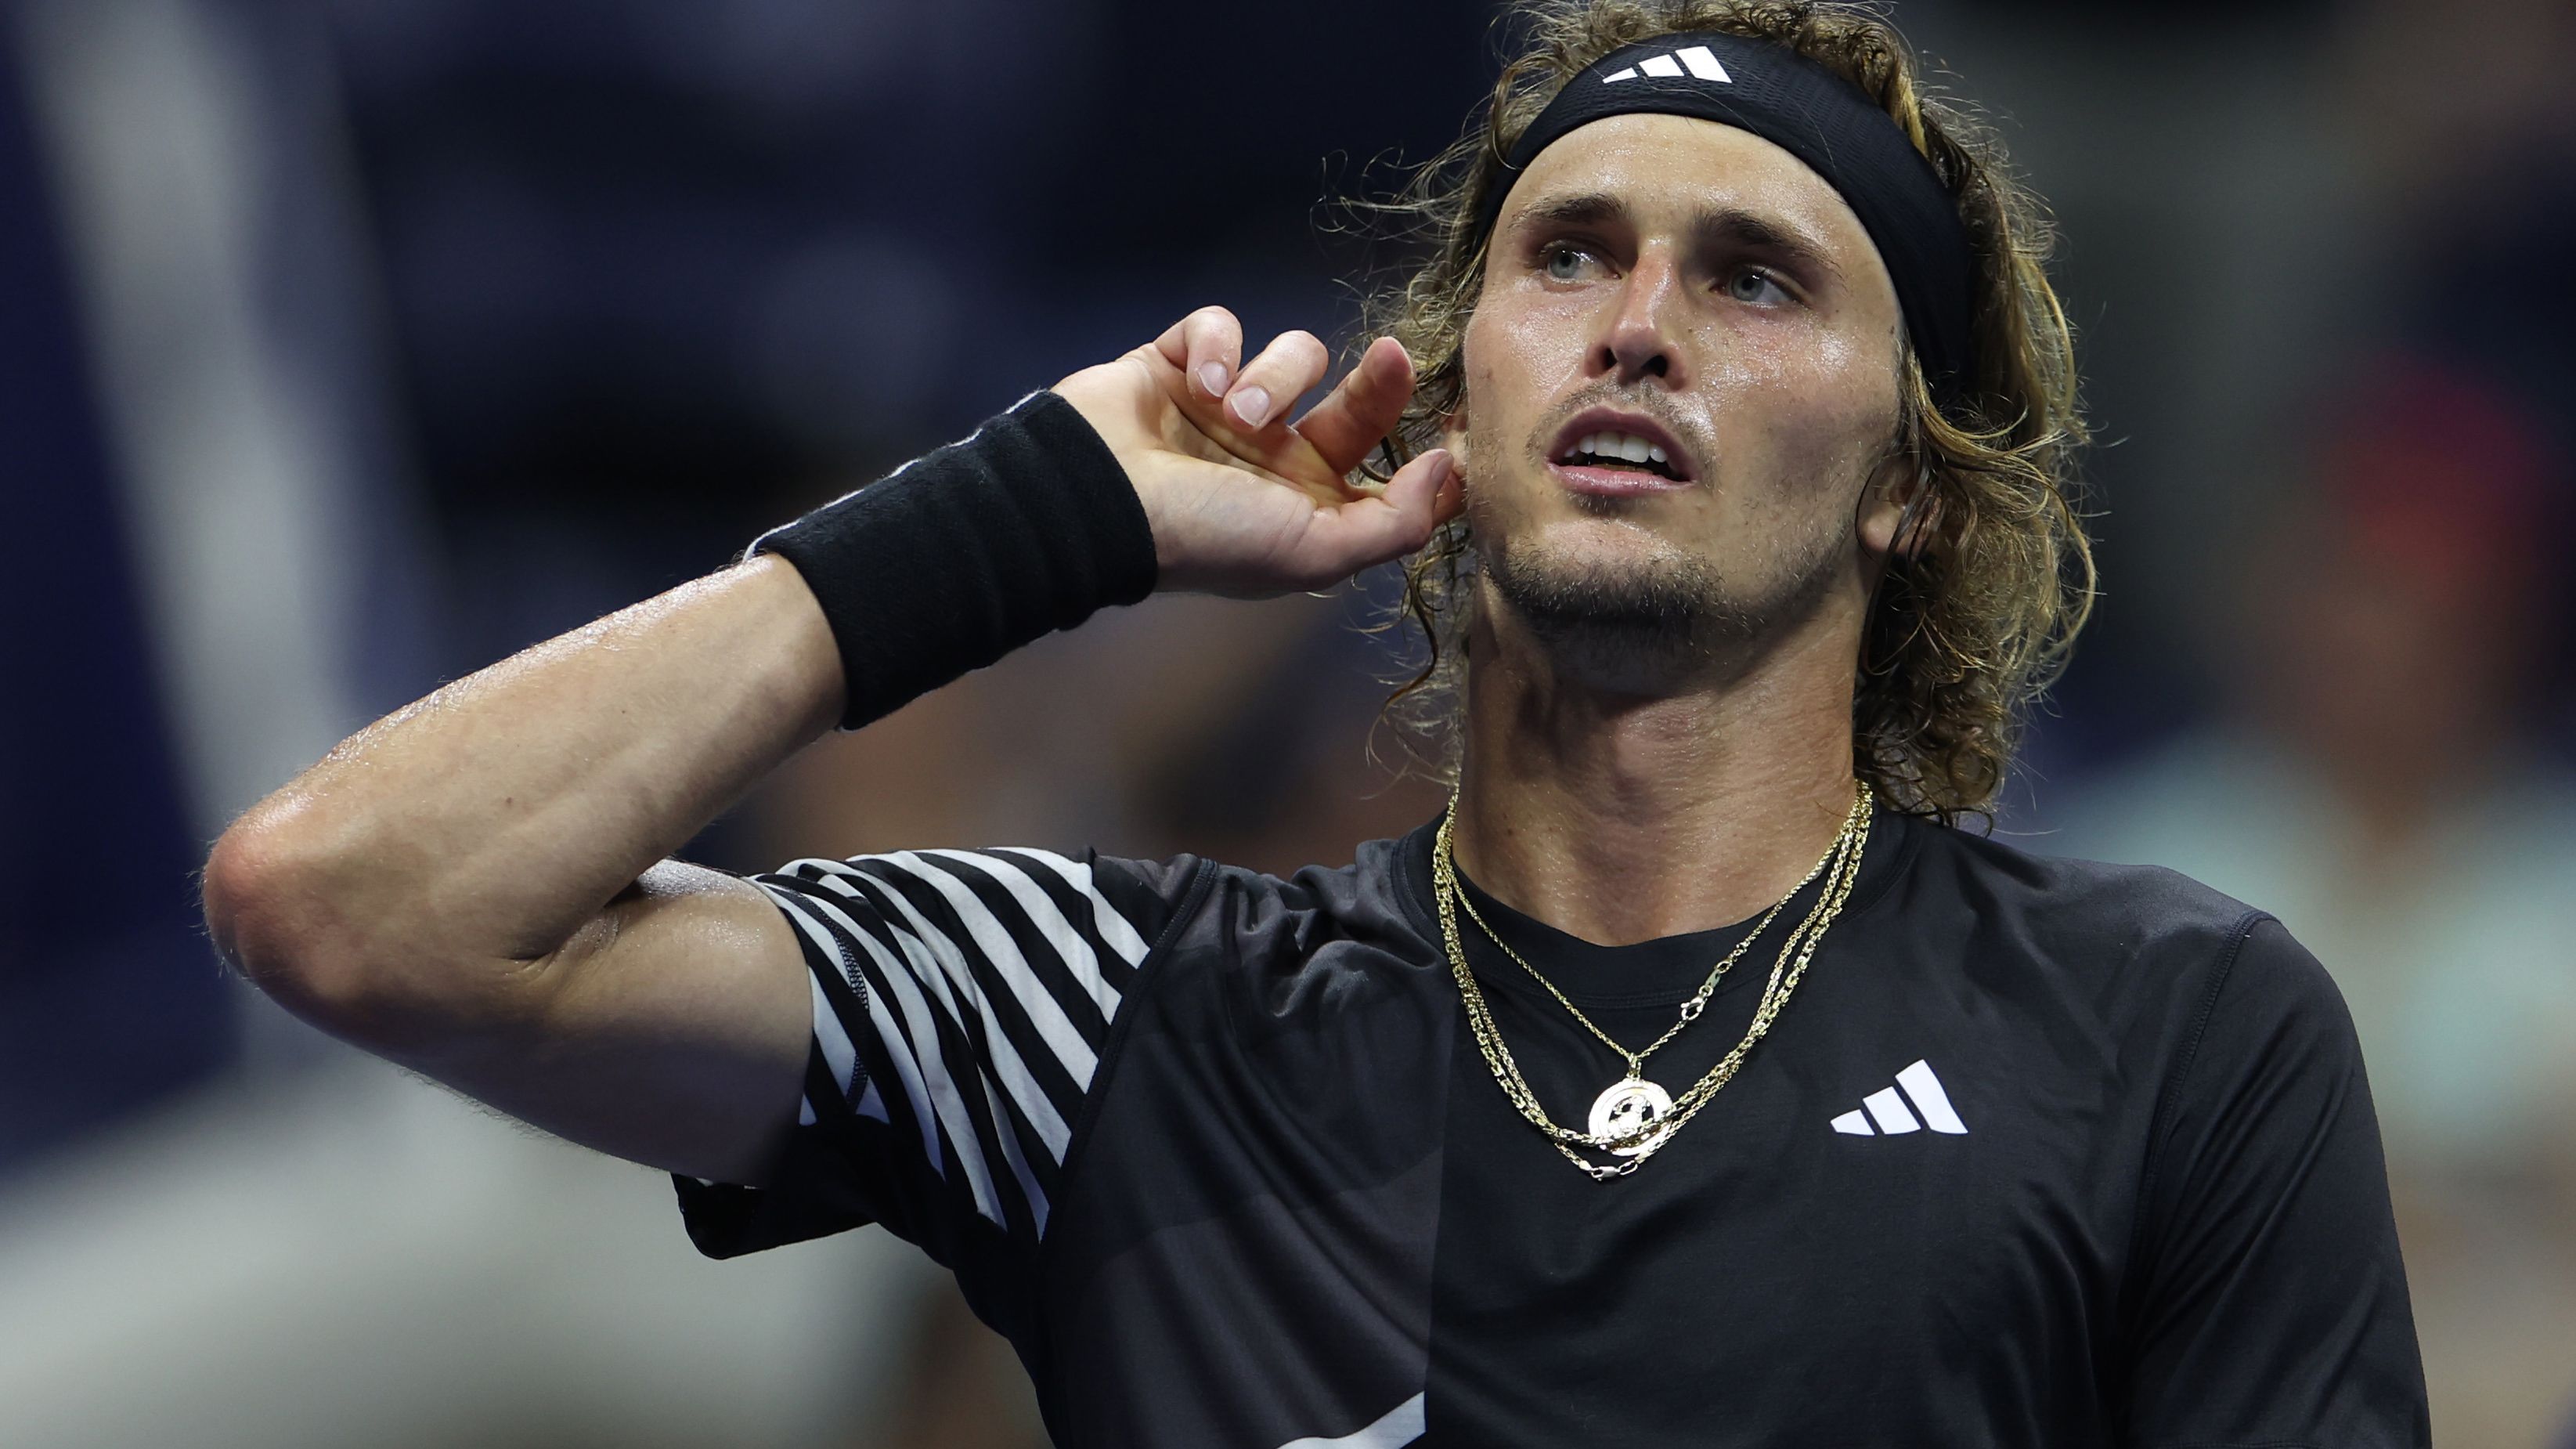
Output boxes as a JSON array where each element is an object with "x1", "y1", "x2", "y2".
[{"x1": 674, "y1": 815, "x2": 2428, "y2": 1447}]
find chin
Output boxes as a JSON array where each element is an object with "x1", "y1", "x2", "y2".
[
  {"x1": 1485, "y1": 529, "x2": 1724, "y2": 642},
  {"x1": 1475, "y1": 505, "x2": 1850, "y2": 686},
  {"x1": 1506, "y1": 514, "x2": 1709, "y2": 591}
]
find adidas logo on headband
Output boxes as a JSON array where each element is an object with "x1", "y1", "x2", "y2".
[{"x1": 1600, "y1": 45, "x2": 1733, "y2": 85}]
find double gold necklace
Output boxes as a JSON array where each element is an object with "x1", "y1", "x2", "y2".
[{"x1": 1431, "y1": 782, "x2": 1873, "y2": 1180}]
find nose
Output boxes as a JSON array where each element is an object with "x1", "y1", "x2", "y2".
[{"x1": 1592, "y1": 248, "x2": 1690, "y2": 390}]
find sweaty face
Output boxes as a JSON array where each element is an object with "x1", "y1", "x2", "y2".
[{"x1": 1449, "y1": 113, "x2": 1909, "y2": 684}]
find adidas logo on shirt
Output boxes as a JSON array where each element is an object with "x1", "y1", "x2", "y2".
[
  {"x1": 1601, "y1": 45, "x2": 1734, "y2": 85},
  {"x1": 1831, "y1": 1059, "x2": 1968, "y2": 1136}
]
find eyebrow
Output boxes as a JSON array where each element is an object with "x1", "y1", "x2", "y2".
[{"x1": 1510, "y1": 190, "x2": 1846, "y2": 283}]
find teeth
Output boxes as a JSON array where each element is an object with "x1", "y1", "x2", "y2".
[{"x1": 1564, "y1": 429, "x2": 1676, "y2": 472}]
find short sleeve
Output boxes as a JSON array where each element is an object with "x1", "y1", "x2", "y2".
[
  {"x1": 2118, "y1": 916, "x2": 2431, "y2": 1447},
  {"x1": 671, "y1": 847, "x2": 1203, "y2": 1270}
]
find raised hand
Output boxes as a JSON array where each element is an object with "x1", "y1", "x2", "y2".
[{"x1": 1054, "y1": 306, "x2": 1463, "y2": 598}]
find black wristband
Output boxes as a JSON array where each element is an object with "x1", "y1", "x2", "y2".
[{"x1": 749, "y1": 390, "x2": 1159, "y2": 730}]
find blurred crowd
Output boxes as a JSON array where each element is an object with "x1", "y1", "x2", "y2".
[{"x1": 2, "y1": 0, "x2": 2571, "y2": 1445}]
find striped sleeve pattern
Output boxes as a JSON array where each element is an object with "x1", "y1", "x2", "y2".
[{"x1": 749, "y1": 847, "x2": 1156, "y2": 1241}]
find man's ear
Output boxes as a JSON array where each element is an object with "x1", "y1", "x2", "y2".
[{"x1": 1858, "y1": 452, "x2": 1939, "y2": 560}]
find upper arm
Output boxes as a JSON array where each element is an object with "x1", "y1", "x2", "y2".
[
  {"x1": 404, "y1": 859, "x2": 815, "y2": 1185},
  {"x1": 673, "y1": 847, "x2": 1193, "y2": 1265},
  {"x1": 363, "y1": 839, "x2": 1196, "y2": 1263},
  {"x1": 2119, "y1": 917, "x2": 2430, "y2": 1447}
]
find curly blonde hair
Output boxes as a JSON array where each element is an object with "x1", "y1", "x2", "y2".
[{"x1": 1362, "y1": 0, "x2": 2093, "y2": 824}]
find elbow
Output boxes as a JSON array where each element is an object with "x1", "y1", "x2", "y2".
[
  {"x1": 201, "y1": 807, "x2": 496, "y2": 1054},
  {"x1": 202, "y1": 811, "x2": 370, "y2": 1032}
]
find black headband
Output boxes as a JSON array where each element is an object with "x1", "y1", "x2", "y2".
[{"x1": 1477, "y1": 31, "x2": 1977, "y2": 407}]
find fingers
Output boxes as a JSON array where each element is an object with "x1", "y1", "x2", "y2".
[
  {"x1": 1222, "y1": 329, "x2": 1330, "y2": 432},
  {"x1": 1294, "y1": 336, "x2": 1416, "y2": 475},
  {"x1": 1145, "y1": 308, "x2": 1332, "y2": 431},
  {"x1": 1153, "y1": 306, "x2": 1244, "y2": 403},
  {"x1": 1142, "y1": 312, "x2": 1422, "y2": 511}
]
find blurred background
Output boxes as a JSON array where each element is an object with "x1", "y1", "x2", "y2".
[{"x1": 2, "y1": 0, "x2": 2570, "y2": 1444}]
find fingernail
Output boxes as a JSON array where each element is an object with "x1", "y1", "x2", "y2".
[
  {"x1": 1198, "y1": 361, "x2": 1228, "y2": 397},
  {"x1": 1229, "y1": 385, "x2": 1272, "y2": 428}
]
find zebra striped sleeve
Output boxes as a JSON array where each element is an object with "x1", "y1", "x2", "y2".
[{"x1": 748, "y1": 847, "x2": 1160, "y2": 1242}]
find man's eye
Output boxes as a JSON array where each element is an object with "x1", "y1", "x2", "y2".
[
  {"x1": 1726, "y1": 269, "x2": 1791, "y2": 305},
  {"x1": 1542, "y1": 245, "x2": 1593, "y2": 281}
]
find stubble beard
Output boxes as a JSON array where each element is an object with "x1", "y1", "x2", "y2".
[{"x1": 1469, "y1": 444, "x2": 1849, "y2": 688}]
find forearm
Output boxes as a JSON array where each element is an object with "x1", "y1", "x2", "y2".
[
  {"x1": 207, "y1": 557, "x2": 839, "y2": 992},
  {"x1": 209, "y1": 391, "x2": 1161, "y2": 1035}
]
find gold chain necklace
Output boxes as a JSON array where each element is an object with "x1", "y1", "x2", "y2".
[
  {"x1": 1431, "y1": 782, "x2": 1873, "y2": 1180},
  {"x1": 1447, "y1": 830, "x2": 1830, "y2": 1085}
]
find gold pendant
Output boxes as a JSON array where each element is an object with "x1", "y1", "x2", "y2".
[{"x1": 1587, "y1": 1076, "x2": 1674, "y2": 1155}]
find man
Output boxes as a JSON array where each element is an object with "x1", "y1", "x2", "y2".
[{"x1": 203, "y1": 2, "x2": 2430, "y2": 1444}]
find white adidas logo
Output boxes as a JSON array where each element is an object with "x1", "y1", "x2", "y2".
[
  {"x1": 1831, "y1": 1059, "x2": 1968, "y2": 1136},
  {"x1": 1601, "y1": 45, "x2": 1733, "y2": 85}
]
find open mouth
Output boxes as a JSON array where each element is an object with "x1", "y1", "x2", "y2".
[{"x1": 1556, "y1": 428, "x2": 1687, "y2": 482}]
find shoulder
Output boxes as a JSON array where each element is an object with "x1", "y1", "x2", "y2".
[
  {"x1": 1094, "y1": 829, "x2": 1434, "y2": 954},
  {"x1": 763, "y1": 829, "x2": 1436, "y2": 989},
  {"x1": 1084, "y1": 829, "x2": 1445, "y2": 1034},
  {"x1": 1894, "y1": 818, "x2": 2350, "y2": 1050},
  {"x1": 1904, "y1": 816, "x2": 2268, "y2": 952}
]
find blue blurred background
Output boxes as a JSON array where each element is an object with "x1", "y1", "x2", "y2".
[{"x1": 2, "y1": 0, "x2": 2571, "y2": 1444}]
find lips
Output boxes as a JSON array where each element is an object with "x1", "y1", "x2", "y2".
[{"x1": 1547, "y1": 407, "x2": 1697, "y2": 497}]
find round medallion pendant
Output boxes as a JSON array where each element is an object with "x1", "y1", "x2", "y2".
[{"x1": 1587, "y1": 1078, "x2": 1675, "y2": 1155}]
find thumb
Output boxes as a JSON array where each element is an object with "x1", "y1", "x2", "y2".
[
  {"x1": 1380, "y1": 447, "x2": 1460, "y2": 542},
  {"x1": 1296, "y1": 448, "x2": 1457, "y2": 583}
]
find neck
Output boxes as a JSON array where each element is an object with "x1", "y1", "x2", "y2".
[{"x1": 1448, "y1": 594, "x2": 1863, "y2": 947}]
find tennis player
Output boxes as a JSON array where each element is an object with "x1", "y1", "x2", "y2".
[{"x1": 204, "y1": 2, "x2": 2429, "y2": 1443}]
